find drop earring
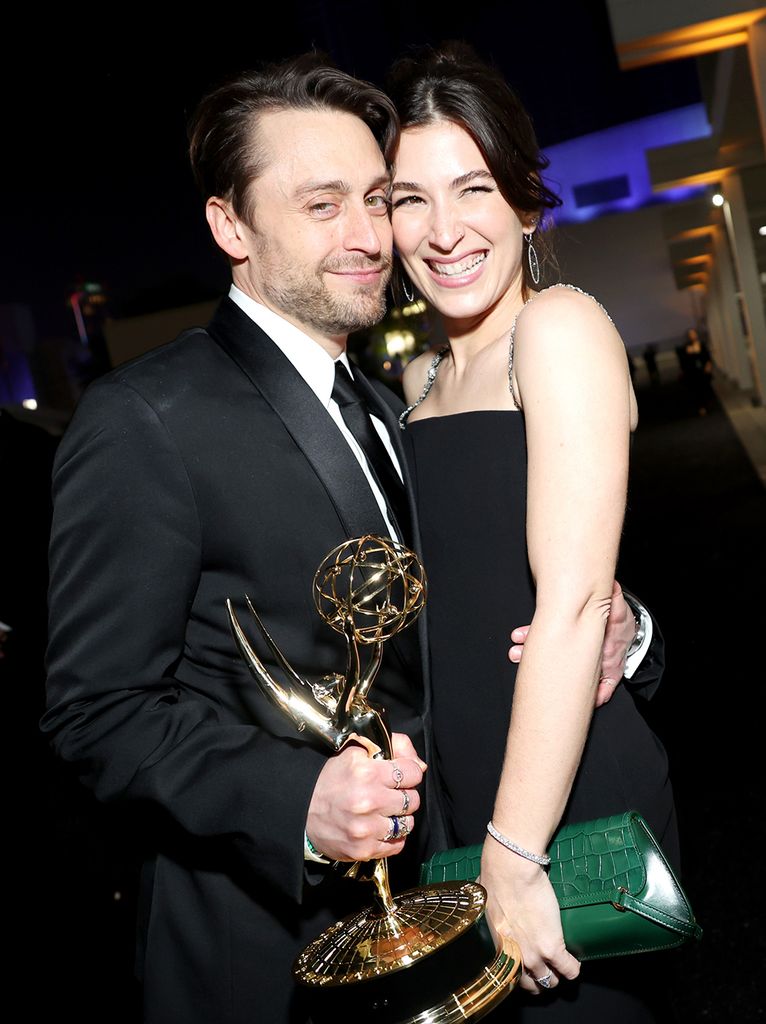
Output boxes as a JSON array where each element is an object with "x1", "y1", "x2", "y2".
[
  {"x1": 526, "y1": 231, "x2": 540, "y2": 286},
  {"x1": 402, "y1": 277, "x2": 415, "y2": 303}
]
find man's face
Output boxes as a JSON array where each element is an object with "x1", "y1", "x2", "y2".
[{"x1": 234, "y1": 108, "x2": 393, "y2": 346}]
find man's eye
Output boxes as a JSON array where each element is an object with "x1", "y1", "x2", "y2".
[
  {"x1": 309, "y1": 201, "x2": 338, "y2": 216},
  {"x1": 365, "y1": 194, "x2": 390, "y2": 211}
]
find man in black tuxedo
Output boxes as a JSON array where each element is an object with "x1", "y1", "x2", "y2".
[
  {"x1": 43, "y1": 56, "x2": 442, "y2": 1024},
  {"x1": 43, "y1": 54, "x2": 659, "y2": 1024}
]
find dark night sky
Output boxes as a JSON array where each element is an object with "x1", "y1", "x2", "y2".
[{"x1": 2, "y1": 0, "x2": 702, "y2": 339}]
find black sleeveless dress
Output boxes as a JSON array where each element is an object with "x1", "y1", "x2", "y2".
[
  {"x1": 402, "y1": 304, "x2": 680, "y2": 1020},
  {"x1": 406, "y1": 411, "x2": 677, "y2": 851}
]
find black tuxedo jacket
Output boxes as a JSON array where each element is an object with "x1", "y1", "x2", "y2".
[{"x1": 43, "y1": 297, "x2": 448, "y2": 1023}]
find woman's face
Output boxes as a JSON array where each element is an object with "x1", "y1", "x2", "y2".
[{"x1": 391, "y1": 120, "x2": 531, "y2": 326}]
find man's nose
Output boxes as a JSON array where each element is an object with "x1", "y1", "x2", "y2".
[{"x1": 342, "y1": 203, "x2": 387, "y2": 254}]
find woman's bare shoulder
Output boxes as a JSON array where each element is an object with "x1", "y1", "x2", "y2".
[
  {"x1": 515, "y1": 284, "x2": 622, "y2": 354},
  {"x1": 525, "y1": 283, "x2": 614, "y2": 324}
]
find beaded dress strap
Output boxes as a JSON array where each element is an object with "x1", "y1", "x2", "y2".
[
  {"x1": 398, "y1": 346, "x2": 450, "y2": 429},
  {"x1": 508, "y1": 283, "x2": 614, "y2": 409}
]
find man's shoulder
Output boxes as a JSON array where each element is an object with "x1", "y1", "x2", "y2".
[
  {"x1": 89, "y1": 294, "x2": 260, "y2": 402},
  {"x1": 63, "y1": 319, "x2": 234, "y2": 446},
  {"x1": 106, "y1": 324, "x2": 217, "y2": 385},
  {"x1": 80, "y1": 318, "x2": 229, "y2": 407}
]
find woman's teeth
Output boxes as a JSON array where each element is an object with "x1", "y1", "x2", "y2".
[{"x1": 430, "y1": 252, "x2": 486, "y2": 277}]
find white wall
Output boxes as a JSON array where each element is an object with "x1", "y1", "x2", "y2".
[{"x1": 550, "y1": 204, "x2": 696, "y2": 351}]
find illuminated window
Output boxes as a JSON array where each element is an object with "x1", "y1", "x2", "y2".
[{"x1": 573, "y1": 175, "x2": 631, "y2": 209}]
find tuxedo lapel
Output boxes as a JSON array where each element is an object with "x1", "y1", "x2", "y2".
[
  {"x1": 207, "y1": 297, "x2": 390, "y2": 542},
  {"x1": 350, "y1": 368, "x2": 427, "y2": 693}
]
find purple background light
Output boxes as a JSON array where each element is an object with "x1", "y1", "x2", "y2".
[{"x1": 542, "y1": 104, "x2": 712, "y2": 224}]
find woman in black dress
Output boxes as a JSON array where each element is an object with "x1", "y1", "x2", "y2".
[{"x1": 387, "y1": 44, "x2": 679, "y2": 1021}]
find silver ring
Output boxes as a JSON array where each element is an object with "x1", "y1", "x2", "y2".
[
  {"x1": 383, "y1": 815, "x2": 410, "y2": 841},
  {"x1": 384, "y1": 816, "x2": 400, "y2": 841},
  {"x1": 401, "y1": 790, "x2": 410, "y2": 813},
  {"x1": 535, "y1": 972, "x2": 553, "y2": 989},
  {"x1": 392, "y1": 765, "x2": 404, "y2": 789}
]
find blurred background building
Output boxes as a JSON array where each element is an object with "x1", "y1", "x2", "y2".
[{"x1": 606, "y1": 0, "x2": 765, "y2": 471}]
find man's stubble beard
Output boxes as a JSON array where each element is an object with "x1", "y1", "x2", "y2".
[{"x1": 255, "y1": 235, "x2": 392, "y2": 336}]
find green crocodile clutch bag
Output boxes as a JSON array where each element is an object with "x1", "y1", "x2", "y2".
[{"x1": 420, "y1": 810, "x2": 702, "y2": 960}]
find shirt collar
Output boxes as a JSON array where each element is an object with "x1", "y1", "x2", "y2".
[{"x1": 229, "y1": 284, "x2": 351, "y2": 408}]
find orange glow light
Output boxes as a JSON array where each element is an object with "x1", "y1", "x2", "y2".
[
  {"x1": 654, "y1": 167, "x2": 737, "y2": 191},
  {"x1": 678, "y1": 255, "x2": 712, "y2": 268},
  {"x1": 668, "y1": 226, "x2": 717, "y2": 243},
  {"x1": 616, "y1": 10, "x2": 766, "y2": 69}
]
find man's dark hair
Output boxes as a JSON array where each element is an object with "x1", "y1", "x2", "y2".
[{"x1": 188, "y1": 52, "x2": 399, "y2": 227}]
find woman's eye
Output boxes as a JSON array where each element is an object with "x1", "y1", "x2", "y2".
[
  {"x1": 462, "y1": 185, "x2": 494, "y2": 197},
  {"x1": 392, "y1": 195, "x2": 423, "y2": 210}
]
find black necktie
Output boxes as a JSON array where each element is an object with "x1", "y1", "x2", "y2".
[{"x1": 332, "y1": 361, "x2": 410, "y2": 544}]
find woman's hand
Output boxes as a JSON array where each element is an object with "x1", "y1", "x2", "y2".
[{"x1": 479, "y1": 836, "x2": 580, "y2": 995}]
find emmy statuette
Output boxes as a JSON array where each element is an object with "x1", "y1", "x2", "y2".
[{"x1": 227, "y1": 536, "x2": 521, "y2": 1023}]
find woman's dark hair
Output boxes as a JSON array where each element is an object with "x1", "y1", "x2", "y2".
[
  {"x1": 386, "y1": 42, "x2": 561, "y2": 293},
  {"x1": 188, "y1": 52, "x2": 399, "y2": 228}
]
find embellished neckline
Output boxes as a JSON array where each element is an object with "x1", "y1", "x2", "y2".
[
  {"x1": 399, "y1": 283, "x2": 612, "y2": 429},
  {"x1": 398, "y1": 345, "x2": 449, "y2": 429}
]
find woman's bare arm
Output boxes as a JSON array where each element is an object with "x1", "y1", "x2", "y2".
[{"x1": 480, "y1": 287, "x2": 634, "y2": 992}]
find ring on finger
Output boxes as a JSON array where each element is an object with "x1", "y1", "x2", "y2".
[
  {"x1": 383, "y1": 815, "x2": 401, "y2": 841},
  {"x1": 401, "y1": 790, "x2": 410, "y2": 813},
  {"x1": 535, "y1": 972, "x2": 553, "y2": 989},
  {"x1": 392, "y1": 765, "x2": 404, "y2": 790},
  {"x1": 382, "y1": 815, "x2": 410, "y2": 842}
]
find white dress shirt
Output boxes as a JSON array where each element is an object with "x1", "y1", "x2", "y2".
[{"x1": 229, "y1": 285, "x2": 403, "y2": 542}]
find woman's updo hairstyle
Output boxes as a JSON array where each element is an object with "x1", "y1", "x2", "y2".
[{"x1": 386, "y1": 41, "x2": 561, "y2": 294}]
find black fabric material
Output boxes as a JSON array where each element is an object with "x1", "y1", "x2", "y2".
[
  {"x1": 406, "y1": 410, "x2": 679, "y2": 1022},
  {"x1": 332, "y1": 360, "x2": 411, "y2": 546}
]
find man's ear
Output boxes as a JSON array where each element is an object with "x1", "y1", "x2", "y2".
[{"x1": 205, "y1": 197, "x2": 249, "y2": 260}]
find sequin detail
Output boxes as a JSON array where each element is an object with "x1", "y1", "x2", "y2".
[{"x1": 398, "y1": 346, "x2": 449, "y2": 429}]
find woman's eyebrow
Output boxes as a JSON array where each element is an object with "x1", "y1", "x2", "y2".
[{"x1": 391, "y1": 169, "x2": 494, "y2": 193}]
